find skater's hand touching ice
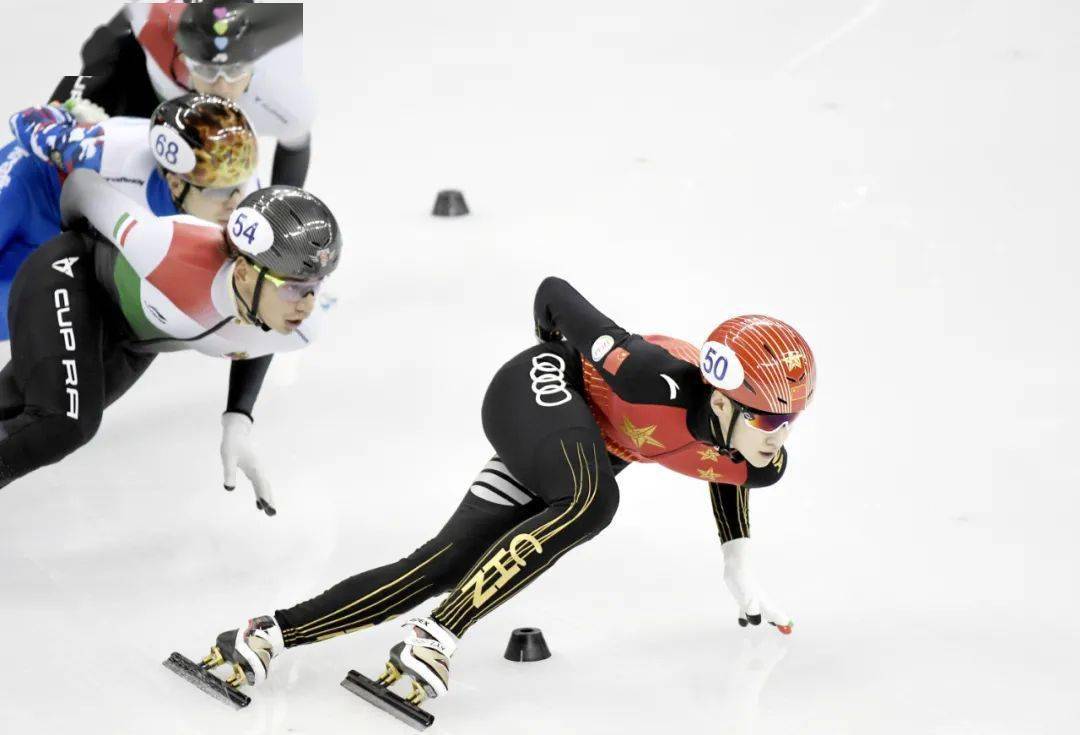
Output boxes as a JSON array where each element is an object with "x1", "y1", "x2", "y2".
[
  {"x1": 721, "y1": 538, "x2": 792, "y2": 634},
  {"x1": 220, "y1": 412, "x2": 276, "y2": 516}
]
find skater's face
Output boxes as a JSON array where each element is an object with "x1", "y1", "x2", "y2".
[
  {"x1": 185, "y1": 57, "x2": 254, "y2": 101},
  {"x1": 233, "y1": 258, "x2": 319, "y2": 335},
  {"x1": 165, "y1": 173, "x2": 245, "y2": 226},
  {"x1": 709, "y1": 391, "x2": 793, "y2": 468}
]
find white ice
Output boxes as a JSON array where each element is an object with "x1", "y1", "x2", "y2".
[{"x1": 1, "y1": 1, "x2": 1077, "y2": 733}]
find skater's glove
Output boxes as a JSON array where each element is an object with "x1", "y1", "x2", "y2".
[
  {"x1": 721, "y1": 538, "x2": 793, "y2": 635},
  {"x1": 220, "y1": 412, "x2": 276, "y2": 517},
  {"x1": 63, "y1": 97, "x2": 109, "y2": 125}
]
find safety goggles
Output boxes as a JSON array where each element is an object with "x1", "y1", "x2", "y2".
[
  {"x1": 252, "y1": 261, "x2": 325, "y2": 303},
  {"x1": 191, "y1": 183, "x2": 244, "y2": 202},
  {"x1": 187, "y1": 59, "x2": 254, "y2": 84},
  {"x1": 736, "y1": 404, "x2": 799, "y2": 434}
]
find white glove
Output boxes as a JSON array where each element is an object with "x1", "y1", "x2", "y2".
[
  {"x1": 63, "y1": 97, "x2": 109, "y2": 124},
  {"x1": 721, "y1": 538, "x2": 792, "y2": 634},
  {"x1": 220, "y1": 412, "x2": 276, "y2": 516}
]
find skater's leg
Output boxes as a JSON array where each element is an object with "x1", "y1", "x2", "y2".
[
  {"x1": 102, "y1": 346, "x2": 155, "y2": 408},
  {"x1": 432, "y1": 343, "x2": 620, "y2": 637},
  {"x1": 275, "y1": 457, "x2": 541, "y2": 646},
  {"x1": 0, "y1": 233, "x2": 108, "y2": 488}
]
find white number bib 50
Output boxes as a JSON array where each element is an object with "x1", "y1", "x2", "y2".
[{"x1": 700, "y1": 341, "x2": 745, "y2": 390}]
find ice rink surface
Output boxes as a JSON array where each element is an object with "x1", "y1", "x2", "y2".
[{"x1": 1, "y1": 1, "x2": 1078, "y2": 733}]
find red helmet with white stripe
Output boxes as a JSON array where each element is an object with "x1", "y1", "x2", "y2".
[{"x1": 700, "y1": 316, "x2": 816, "y2": 414}]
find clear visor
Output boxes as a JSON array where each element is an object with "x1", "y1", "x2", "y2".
[
  {"x1": 187, "y1": 59, "x2": 254, "y2": 84},
  {"x1": 273, "y1": 278, "x2": 324, "y2": 303},
  {"x1": 193, "y1": 184, "x2": 244, "y2": 202},
  {"x1": 255, "y1": 264, "x2": 325, "y2": 303}
]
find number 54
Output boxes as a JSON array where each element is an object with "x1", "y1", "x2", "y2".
[{"x1": 231, "y1": 212, "x2": 259, "y2": 245}]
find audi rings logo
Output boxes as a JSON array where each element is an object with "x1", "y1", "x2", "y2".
[{"x1": 530, "y1": 353, "x2": 572, "y2": 407}]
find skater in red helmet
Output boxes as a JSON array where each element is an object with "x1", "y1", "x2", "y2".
[{"x1": 171, "y1": 277, "x2": 816, "y2": 724}]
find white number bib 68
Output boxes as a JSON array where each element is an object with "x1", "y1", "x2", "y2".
[
  {"x1": 149, "y1": 124, "x2": 196, "y2": 174},
  {"x1": 700, "y1": 341, "x2": 745, "y2": 390}
]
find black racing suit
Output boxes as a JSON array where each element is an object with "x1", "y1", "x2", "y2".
[
  {"x1": 0, "y1": 232, "x2": 270, "y2": 489},
  {"x1": 275, "y1": 278, "x2": 786, "y2": 644}
]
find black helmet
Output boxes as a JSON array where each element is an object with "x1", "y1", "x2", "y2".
[
  {"x1": 149, "y1": 93, "x2": 257, "y2": 188},
  {"x1": 176, "y1": 0, "x2": 303, "y2": 66},
  {"x1": 226, "y1": 186, "x2": 342, "y2": 280}
]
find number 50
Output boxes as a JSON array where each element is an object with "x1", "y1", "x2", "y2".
[{"x1": 702, "y1": 346, "x2": 729, "y2": 382}]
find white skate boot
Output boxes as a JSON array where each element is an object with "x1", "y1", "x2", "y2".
[
  {"x1": 212, "y1": 615, "x2": 285, "y2": 686},
  {"x1": 391, "y1": 617, "x2": 458, "y2": 700},
  {"x1": 164, "y1": 615, "x2": 284, "y2": 709},
  {"x1": 341, "y1": 617, "x2": 459, "y2": 730}
]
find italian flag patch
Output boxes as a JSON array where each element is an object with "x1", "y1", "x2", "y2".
[{"x1": 113, "y1": 212, "x2": 138, "y2": 247}]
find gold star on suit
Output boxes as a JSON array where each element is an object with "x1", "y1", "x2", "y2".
[
  {"x1": 698, "y1": 467, "x2": 724, "y2": 482},
  {"x1": 621, "y1": 417, "x2": 665, "y2": 450},
  {"x1": 698, "y1": 448, "x2": 721, "y2": 463}
]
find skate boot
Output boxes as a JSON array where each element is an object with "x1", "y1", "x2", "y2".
[
  {"x1": 341, "y1": 617, "x2": 458, "y2": 730},
  {"x1": 163, "y1": 615, "x2": 284, "y2": 709}
]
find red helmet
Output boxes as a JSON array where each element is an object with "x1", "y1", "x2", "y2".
[{"x1": 700, "y1": 315, "x2": 816, "y2": 414}]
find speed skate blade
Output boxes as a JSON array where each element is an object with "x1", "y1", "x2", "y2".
[
  {"x1": 163, "y1": 652, "x2": 251, "y2": 709},
  {"x1": 341, "y1": 670, "x2": 434, "y2": 730}
]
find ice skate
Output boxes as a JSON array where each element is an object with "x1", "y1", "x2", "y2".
[
  {"x1": 341, "y1": 617, "x2": 458, "y2": 730},
  {"x1": 163, "y1": 616, "x2": 283, "y2": 709}
]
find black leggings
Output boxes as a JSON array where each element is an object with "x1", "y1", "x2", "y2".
[
  {"x1": 276, "y1": 342, "x2": 622, "y2": 643},
  {"x1": 0, "y1": 232, "x2": 153, "y2": 488}
]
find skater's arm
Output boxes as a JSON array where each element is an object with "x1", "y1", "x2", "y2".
[
  {"x1": 271, "y1": 138, "x2": 311, "y2": 187},
  {"x1": 227, "y1": 356, "x2": 273, "y2": 420},
  {"x1": 49, "y1": 9, "x2": 134, "y2": 110},
  {"x1": 9, "y1": 105, "x2": 106, "y2": 172},
  {"x1": 221, "y1": 355, "x2": 277, "y2": 515},
  {"x1": 533, "y1": 276, "x2": 630, "y2": 355},
  {"x1": 707, "y1": 448, "x2": 786, "y2": 541},
  {"x1": 709, "y1": 483, "x2": 750, "y2": 543},
  {"x1": 59, "y1": 168, "x2": 175, "y2": 276},
  {"x1": 712, "y1": 452, "x2": 794, "y2": 633}
]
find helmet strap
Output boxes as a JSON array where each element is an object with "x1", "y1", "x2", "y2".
[
  {"x1": 171, "y1": 176, "x2": 192, "y2": 213},
  {"x1": 708, "y1": 396, "x2": 740, "y2": 452},
  {"x1": 725, "y1": 408, "x2": 740, "y2": 453},
  {"x1": 233, "y1": 265, "x2": 272, "y2": 332}
]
